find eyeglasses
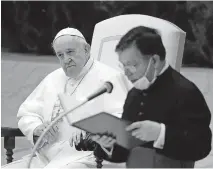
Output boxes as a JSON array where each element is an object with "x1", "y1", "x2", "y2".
[{"x1": 119, "y1": 62, "x2": 138, "y2": 72}]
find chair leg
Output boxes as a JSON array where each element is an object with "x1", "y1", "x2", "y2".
[
  {"x1": 4, "y1": 136, "x2": 15, "y2": 164},
  {"x1": 94, "y1": 144, "x2": 103, "y2": 168},
  {"x1": 96, "y1": 156, "x2": 103, "y2": 168}
]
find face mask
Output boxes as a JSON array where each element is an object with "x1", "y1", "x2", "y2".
[{"x1": 134, "y1": 57, "x2": 157, "y2": 90}]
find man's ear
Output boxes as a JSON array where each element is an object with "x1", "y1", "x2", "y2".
[
  {"x1": 84, "y1": 43, "x2": 91, "y2": 56},
  {"x1": 153, "y1": 54, "x2": 161, "y2": 69}
]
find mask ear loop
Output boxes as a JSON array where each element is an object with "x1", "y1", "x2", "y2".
[
  {"x1": 144, "y1": 57, "x2": 155, "y2": 82},
  {"x1": 153, "y1": 55, "x2": 164, "y2": 79}
]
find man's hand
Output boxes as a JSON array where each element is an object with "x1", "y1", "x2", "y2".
[
  {"x1": 91, "y1": 134, "x2": 116, "y2": 149},
  {"x1": 69, "y1": 129, "x2": 86, "y2": 147},
  {"x1": 126, "y1": 120, "x2": 161, "y2": 142},
  {"x1": 33, "y1": 122, "x2": 59, "y2": 144}
]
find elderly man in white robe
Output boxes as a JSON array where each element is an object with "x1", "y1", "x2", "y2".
[{"x1": 2, "y1": 28, "x2": 128, "y2": 168}]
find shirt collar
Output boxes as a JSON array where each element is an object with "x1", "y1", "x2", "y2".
[
  {"x1": 67, "y1": 56, "x2": 94, "y2": 85},
  {"x1": 158, "y1": 60, "x2": 169, "y2": 76}
]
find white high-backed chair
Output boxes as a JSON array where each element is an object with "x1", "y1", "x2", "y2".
[{"x1": 91, "y1": 14, "x2": 186, "y2": 72}]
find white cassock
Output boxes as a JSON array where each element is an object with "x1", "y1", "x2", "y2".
[{"x1": 2, "y1": 57, "x2": 130, "y2": 168}]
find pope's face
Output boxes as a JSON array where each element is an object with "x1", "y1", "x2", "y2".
[
  {"x1": 118, "y1": 45, "x2": 151, "y2": 83},
  {"x1": 53, "y1": 36, "x2": 90, "y2": 78}
]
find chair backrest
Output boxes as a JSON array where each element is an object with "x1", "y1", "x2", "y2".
[{"x1": 91, "y1": 14, "x2": 186, "y2": 72}]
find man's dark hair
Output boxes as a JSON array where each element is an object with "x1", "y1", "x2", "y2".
[{"x1": 115, "y1": 26, "x2": 166, "y2": 60}]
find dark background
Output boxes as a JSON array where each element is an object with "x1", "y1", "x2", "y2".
[{"x1": 2, "y1": 1, "x2": 213, "y2": 68}]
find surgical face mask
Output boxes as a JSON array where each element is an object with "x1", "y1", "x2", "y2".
[{"x1": 134, "y1": 58, "x2": 157, "y2": 90}]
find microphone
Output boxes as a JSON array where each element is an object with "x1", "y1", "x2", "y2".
[{"x1": 87, "y1": 82, "x2": 113, "y2": 101}]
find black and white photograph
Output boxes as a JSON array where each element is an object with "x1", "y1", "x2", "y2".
[{"x1": 1, "y1": 1, "x2": 213, "y2": 168}]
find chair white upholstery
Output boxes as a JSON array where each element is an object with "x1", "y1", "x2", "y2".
[{"x1": 91, "y1": 14, "x2": 186, "y2": 72}]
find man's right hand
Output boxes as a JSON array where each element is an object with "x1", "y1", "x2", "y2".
[{"x1": 33, "y1": 122, "x2": 59, "y2": 144}]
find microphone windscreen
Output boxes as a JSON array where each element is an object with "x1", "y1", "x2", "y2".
[{"x1": 104, "y1": 82, "x2": 113, "y2": 93}]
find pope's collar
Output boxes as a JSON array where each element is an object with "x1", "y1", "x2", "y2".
[{"x1": 67, "y1": 56, "x2": 94, "y2": 84}]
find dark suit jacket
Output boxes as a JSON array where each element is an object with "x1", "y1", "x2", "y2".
[{"x1": 97, "y1": 66, "x2": 212, "y2": 167}]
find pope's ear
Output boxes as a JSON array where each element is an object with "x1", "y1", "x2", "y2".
[{"x1": 84, "y1": 43, "x2": 91, "y2": 55}]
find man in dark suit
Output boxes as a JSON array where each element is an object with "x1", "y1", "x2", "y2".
[{"x1": 91, "y1": 26, "x2": 212, "y2": 168}]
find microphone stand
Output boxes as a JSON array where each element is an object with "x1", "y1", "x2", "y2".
[{"x1": 27, "y1": 98, "x2": 88, "y2": 168}]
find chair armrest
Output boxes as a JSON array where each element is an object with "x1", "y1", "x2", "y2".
[
  {"x1": 1, "y1": 127, "x2": 24, "y2": 164},
  {"x1": 1, "y1": 127, "x2": 24, "y2": 137},
  {"x1": 1, "y1": 128, "x2": 104, "y2": 167}
]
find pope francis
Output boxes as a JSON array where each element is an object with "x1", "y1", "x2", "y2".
[{"x1": 2, "y1": 28, "x2": 128, "y2": 168}]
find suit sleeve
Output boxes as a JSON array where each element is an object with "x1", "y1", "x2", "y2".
[
  {"x1": 161, "y1": 87, "x2": 212, "y2": 161},
  {"x1": 17, "y1": 77, "x2": 48, "y2": 145}
]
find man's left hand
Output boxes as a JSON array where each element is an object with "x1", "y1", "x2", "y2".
[{"x1": 126, "y1": 120, "x2": 161, "y2": 142}]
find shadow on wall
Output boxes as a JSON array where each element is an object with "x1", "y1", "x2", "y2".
[{"x1": 1, "y1": 28, "x2": 21, "y2": 53}]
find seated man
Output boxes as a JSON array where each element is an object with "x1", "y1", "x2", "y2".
[
  {"x1": 2, "y1": 28, "x2": 127, "y2": 168},
  {"x1": 92, "y1": 26, "x2": 212, "y2": 168}
]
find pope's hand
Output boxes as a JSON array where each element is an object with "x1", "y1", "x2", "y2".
[
  {"x1": 33, "y1": 122, "x2": 59, "y2": 144},
  {"x1": 91, "y1": 134, "x2": 116, "y2": 149},
  {"x1": 126, "y1": 120, "x2": 161, "y2": 142},
  {"x1": 69, "y1": 129, "x2": 86, "y2": 147}
]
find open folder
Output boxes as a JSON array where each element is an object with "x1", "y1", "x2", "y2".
[{"x1": 72, "y1": 112, "x2": 146, "y2": 149}]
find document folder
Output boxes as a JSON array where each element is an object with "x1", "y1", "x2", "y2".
[{"x1": 72, "y1": 112, "x2": 146, "y2": 149}]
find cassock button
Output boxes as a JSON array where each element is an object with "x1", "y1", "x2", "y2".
[
  {"x1": 140, "y1": 102, "x2": 144, "y2": 106},
  {"x1": 143, "y1": 92, "x2": 148, "y2": 96},
  {"x1": 138, "y1": 112, "x2": 144, "y2": 116}
]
